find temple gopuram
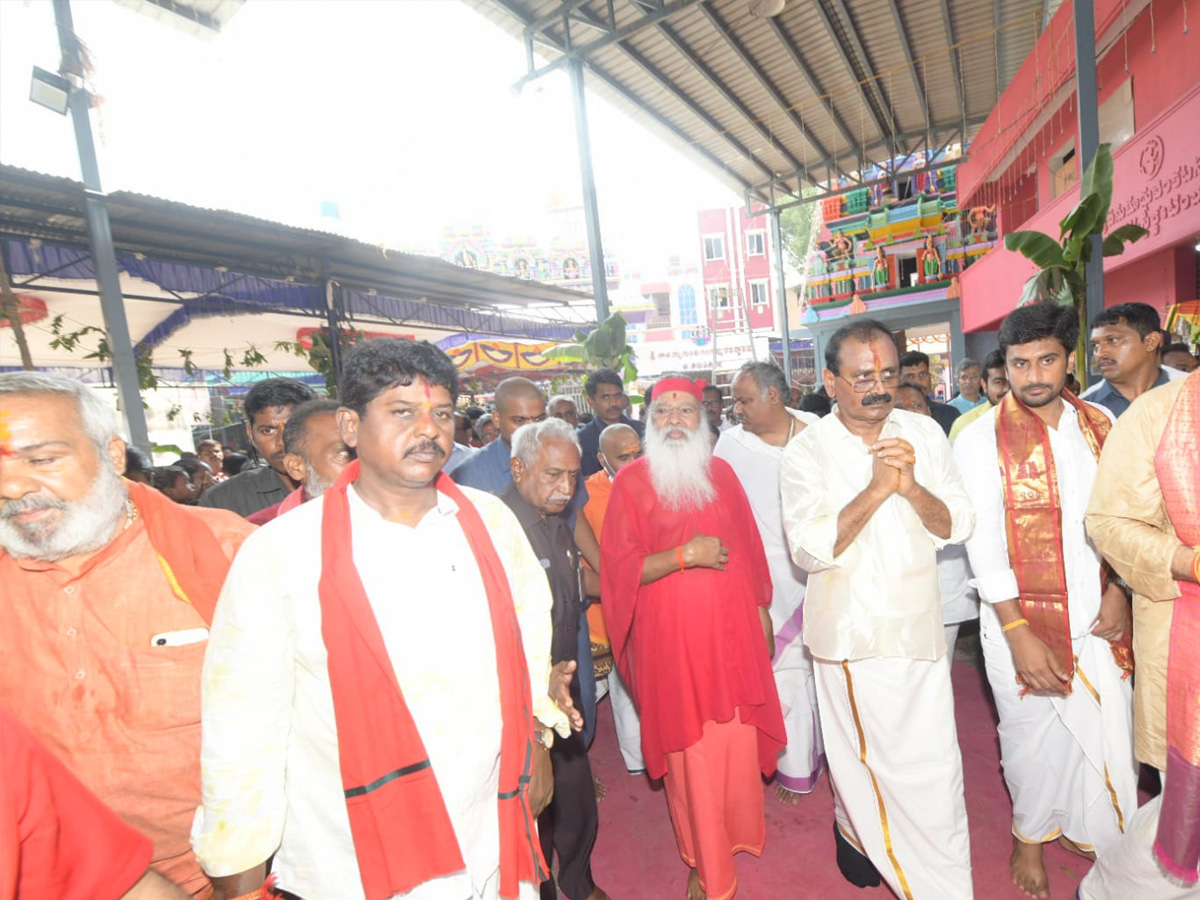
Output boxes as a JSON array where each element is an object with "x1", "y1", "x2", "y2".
[{"x1": 799, "y1": 157, "x2": 999, "y2": 392}]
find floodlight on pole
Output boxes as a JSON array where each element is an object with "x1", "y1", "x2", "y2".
[{"x1": 30, "y1": 66, "x2": 71, "y2": 115}]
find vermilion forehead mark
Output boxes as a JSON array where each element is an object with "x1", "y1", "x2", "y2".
[
  {"x1": 870, "y1": 340, "x2": 882, "y2": 372},
  {"x1": 423, "y1": 380, "x2": 431, "y2": 399}
]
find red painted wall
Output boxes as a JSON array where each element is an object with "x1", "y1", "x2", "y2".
[{"x1": 696, "y1": 207, "x2": 777, "y2": 332}]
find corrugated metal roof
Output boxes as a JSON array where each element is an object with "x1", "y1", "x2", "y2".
[
  {"x1": 112, "y1": 0, "x2": 245, "y2": 38},
  {"x1": 0, "y1": 164, "x2": 593, "y2": 320},
  {"x1": 465, "y1": 0, "x2": 1050, "y2": 204}
]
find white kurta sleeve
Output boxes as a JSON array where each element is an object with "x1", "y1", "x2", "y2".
[
  {"x1": 191, "y1": 531, "x2": 295, "y2": 876},
  {"x1": 780, "y1": 429, "x2": 839, "y2": 572},
  {"x1": 919, "y1": 423, "x2": 975, "y2": 550},
  {"x1": 953, "y1": 421, "x2": 1019, "y2": 603}
]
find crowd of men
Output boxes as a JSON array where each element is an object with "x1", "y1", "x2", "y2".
[{"x1": 1, "y1": 298, "x2": 1198, "y2": 900}]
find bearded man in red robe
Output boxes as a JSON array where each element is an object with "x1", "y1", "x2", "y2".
[{"x1": 600, "y1": 376, "x2": 784, "y2": 900}]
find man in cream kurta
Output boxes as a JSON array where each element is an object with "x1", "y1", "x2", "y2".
[
  {"x1": 193, "y1": 339, "x2": 569, "y2": 900},
  {"x1": 715, "y1": 362, "x2": 825, "y2": 801},
  {"x1": 782, "y1": 320, "x2": 975, "y2": 900}
]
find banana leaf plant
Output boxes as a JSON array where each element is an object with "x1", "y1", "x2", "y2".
[
  {"x1": 1003, "y1": 143, "x2": 1148, "y2": 381},
  {"x1": 543, "y1": 311, "x2": 638, "y2": 384}
]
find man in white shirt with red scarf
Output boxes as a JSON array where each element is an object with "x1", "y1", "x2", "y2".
[{"x1": 193, "y1": 338, "x2": 576, "y2": 900}]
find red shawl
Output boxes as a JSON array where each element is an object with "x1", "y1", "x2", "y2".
[
  {"x1": 126, "y1": 480, "x2": 233, "y2": 626},
  {"x1": 317, "y1": 460, "x2": 546, "y2": 900},
  {"x1": 1153, "y1": 370, "x2": 1200, "y2": 883},
  {"x1": 599, "y1": 456, "x2": 785, "y2": 780},
  {"x1": 994, "y1": 390, "x2": 1132, "y2": 690}
]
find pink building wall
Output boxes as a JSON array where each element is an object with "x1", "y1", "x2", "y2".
[{"x1": 698, "y1": 207, "x2": 777, "y2": 333}]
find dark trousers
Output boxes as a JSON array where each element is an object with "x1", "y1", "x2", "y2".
[{"x1": 539, "y1": 730, "x2": 599, "y2": 900}]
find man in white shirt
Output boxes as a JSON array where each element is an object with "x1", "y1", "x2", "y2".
[
  {"x1": 715, "y1": 361, "x2": 824, "y2": 804},
  {"x1": 781, "y1": 319, "x2": 975, "y2": 900},
  {"x1": 954, "y1": 304, "x2": 1136, "y2": 900},
  {"x1": 193, "y1": 339, "x2": 576, "y2": 900}
]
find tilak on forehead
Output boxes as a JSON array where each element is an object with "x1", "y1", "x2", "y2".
[
  {"x1": 651, "y1": 376, "x2": 705, "y2": 402},
  {"x1": 0, "y1": 411, "x2": 12, "y2": 459}
]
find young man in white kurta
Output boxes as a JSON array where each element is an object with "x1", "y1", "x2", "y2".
[
  {"x1": 955, "y1": 400, "x2": 1137, "y2": 858},
  {"x1": 781, "y1": 321, "x2": 975, "y2": 900},
  {"x1": 192, "y1": 482, "x2": 567, "y2": 900},
  {"x1": 715, "y1": 363, "x2": 825, "y2": 799}
]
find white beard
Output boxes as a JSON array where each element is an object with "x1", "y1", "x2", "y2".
[
  {"x1": 645, "y1": 417, "x2": 716, "y2": 512},
  {"x1": 0, "y1": 462, "x2": 128, "y2": 561},
  {"x1": 304, "y1": 460, "x2": 334, "y2": 500}
]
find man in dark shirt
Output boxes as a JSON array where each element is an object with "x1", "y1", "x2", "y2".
[
  {"x1": 1081, "y1": 302, "x2": 1180, "y2": 417},
  {"x1": 200, "y1": 378, "x2": 314, "y2": 517},
  {"x1": 899, "y1": 350, "x2": 960, "y2": 436},
  {"x1": 502, "y1": 418, "x2": 608, "y2": 900},
  {"x1": 576, "y1": 369, "x2": 644, "y2": 478}
]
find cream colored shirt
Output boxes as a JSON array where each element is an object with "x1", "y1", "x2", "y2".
[
  {"x1": 192, "y1": 485, "x2": 560, "y2": 900},
  {"x1": 1085, "y1": 376, "x2": 1192, "y2": 770},
  {"x1": 954, "y1": 401, "x2": 1114, "y2": 639},
  {"x1": 781, "y1": 408, "x2": 974, "y2": 662}
]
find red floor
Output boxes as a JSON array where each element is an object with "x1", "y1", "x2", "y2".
[{"x1": 586, "y1": 660, "x2": 1096, "y2": 900}]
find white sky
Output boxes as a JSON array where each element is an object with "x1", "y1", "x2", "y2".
[{"x1": 0, "y1": 0, "x2": 740, "y2": 276}]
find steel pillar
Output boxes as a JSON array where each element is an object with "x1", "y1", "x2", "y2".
[
  {"x1": 1073, "y1": 0, "x2": 1105, "y2": 365},
  {"x1": 53, "y1": 0, "x2": 150, "y2": 451},
  {"x1": 769, "y1": 210, "x2": 793, "y2": 385},
  {"x1": 568, "y1": 58, "x2": 610, "y2": 323}
]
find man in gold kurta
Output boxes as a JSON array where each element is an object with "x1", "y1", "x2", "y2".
[{"x1": 1082, "y1": 369, "x2": 1200, "y2": 898}]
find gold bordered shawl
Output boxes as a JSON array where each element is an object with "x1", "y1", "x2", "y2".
[{"x1": 995, "y1": 389, "x2": 1132, "y2": 690}]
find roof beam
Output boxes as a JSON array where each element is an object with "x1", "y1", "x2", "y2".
[
  {"x1": 653, "y1": 20, "x2": 807, "y2": 177},
  {"x1": 811, "y1": 0, "x2": 893, "y2": 147},
  {"x1": 695, "y1": 3, "x2": 846, "y2": 181},
  {"x1": 940, "y1": 0, "x2": 967, "y2": 130},
  {"x1": 886, "y1": 0, "x2": 928, "y2": 131},
  {"x1": 513, "y1": 0, "x2": 706, "y2": 89},
  {"x1": 493, "y1": 0, "x2": 764, "y2": 191},
  {"x1": 762, "y1": 17, "x2": 858, "y2": 161}
]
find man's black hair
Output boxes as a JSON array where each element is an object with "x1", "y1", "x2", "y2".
[
  {"x1": 998, "y1": 303, "x2": 1079, "y2": 358},
  {"x1": 702, "y1": 384, "x2": 723, "y2": 399},
  {"x1": 283, "y1": 399, "x2": 342, "y2": 455},
  {"x1": 1164, "y1": 342, "x2": 1196, "y2": 357},
  {"x1": 585, "y1": 368, "x2": 623, "y2": 398},
  {"x1": 899, "y1": 350, "x2": 930, "y2": 370},
  {"x1": 222, "y1": 453, "x2": 249, "y2": 477},
  {"x1": 463, "y1": 405, "x2": 485, "y2": 421},
  {"x1": 340, "y1": 338, "x2": 460, "y2": 416},
  {"x1": 894, "y1": 382, "x2": 931, "y2": 411},
  {"x1": 173, "y1": 457, "x2": 209, "y2": 478},
  {"x1": 797, "y1": 392, "x2": 832, "y2": 417},
  {"x1": 244, "y1": 377, "x2": 315, "y2": 423},
  {"x1": 984, "y1": 348, "x2": 1006, "y2": 372},
  {"x1": 123, "y1": 446, "x2": 152, "y2": 478},
  {"x1": 1091, "y1": 302, "x2": 1162, "y2": 340},
  {"x1": 151, "y1": 465, "x2": 188, "y2": 492},
  {"x1": 825, "y1": 319, "x2": 898, "y2": 372}
]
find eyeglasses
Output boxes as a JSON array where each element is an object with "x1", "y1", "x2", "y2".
[
  {"x1": 838, "y1": 370, "x2": 901, "y2": 393},
  {"x1": 652, "y1": 404, "x2": 700, "y2": 419}
]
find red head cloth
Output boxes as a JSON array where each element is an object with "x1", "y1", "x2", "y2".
[{"x1": 651, "y1": 377, "x2": 704, "y2": 402}]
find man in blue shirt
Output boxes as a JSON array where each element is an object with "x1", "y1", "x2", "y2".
[
  {"x1": 1081, "y1": 302, "x2": 1185, "y2": 417},
  {"x1": 947, "y1": 358, "x2": 987, "y2": 415},
  {"x1": 576, "y1": 369, "x2": 644, "y2": 478}
]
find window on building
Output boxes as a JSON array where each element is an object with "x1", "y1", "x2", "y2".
[
  {"x1": 1050, "y1": 140, "x2": 1077, "y2": 200},
  {"x1": 703, "y1": 235, "x2": 725, "y2": 261},
  {"x1": 750, "y1": 281, "x2": 769, "y2": 306},
  {"x1": 708, "y1": 285, "x2": 730, "y2": 309},
  {"x1": 678, "y1": 285, "x2": 698, "y2": 325},
  {"x1": 1099, "y1": 78, "x2": 1135, "y2": 152},
  {"x1": 746, "y1": 231, "x2": 765, "y2": 256}
]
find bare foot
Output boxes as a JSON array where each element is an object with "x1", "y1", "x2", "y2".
[
  {"x1": 593, "y1": 775, "x2": 607, "y2": 803},
  {"x1": 773, "y1": 783, "x2": 803, "y2": 805},
  {"x1": 1009, "y1": 837, "x2": 1050, "y2": 899},
  {"x1": 1057, "y1": 835, "x2": 1097, "y2": 861},
  {"x1": 686, "y1": 868, "x2": 706, "y2": 900}
]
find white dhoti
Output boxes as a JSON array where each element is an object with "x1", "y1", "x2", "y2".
[
  {"x1": 980, "y1": 606, "x2": 1137, "y2": 853},
  {"x1": 815, "y1": 656, "x2": 973, "y2": 900},
  {"x1": 1078, "y1": 782, "x2": 1199, "y2": 900},
  {"x1": 606, "y1": 665, "x2": 644, "y2": 773},
  {"x1": 773, "y1": 607, "x2": 824, "y2": 793}
]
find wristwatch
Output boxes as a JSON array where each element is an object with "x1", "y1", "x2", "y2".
[{"x1": 534, "y1": 726, "x2": 555, "y2": 750}]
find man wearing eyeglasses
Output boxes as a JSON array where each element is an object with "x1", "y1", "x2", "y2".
[{"x1": 781, "y1": 319, "x2": 976, "y2": 899}]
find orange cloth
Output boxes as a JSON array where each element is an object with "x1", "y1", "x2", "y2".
[
  {"x1": 662, "y1": 717, "x2": 765, "y2": 900},
  {"x1": 0, "y1": 503, "x2": 254, "y2": 897},
  {"x1": 583, "y1": 471, "x2": 614, "y2": 672}
]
